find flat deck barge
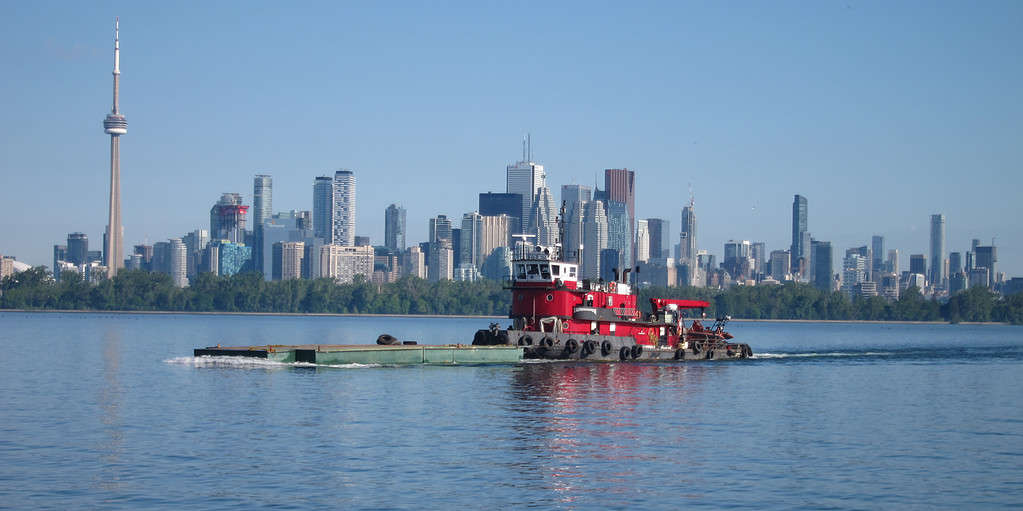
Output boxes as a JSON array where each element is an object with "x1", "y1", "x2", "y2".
[{"x1": 194, "y1": 344, "x2": 524, "y2": 365}]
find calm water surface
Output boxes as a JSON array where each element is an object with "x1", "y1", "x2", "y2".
[{"x1": 1, "y1": 312, "x2": 1021, "y2": 509}]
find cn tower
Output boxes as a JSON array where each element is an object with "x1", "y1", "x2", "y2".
[{"x1": 103, "y1": 18, "x2": 127, "y2": 277}]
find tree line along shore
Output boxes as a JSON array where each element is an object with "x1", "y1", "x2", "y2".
[{"x1": 2, "y1": 267, "x2": 1021, "y2": 325}]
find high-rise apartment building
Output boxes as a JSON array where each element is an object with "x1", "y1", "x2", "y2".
[
  {"x1": 459, "y1": 212, "x2": 483, "y2": 270},
  {"x1": 272, "y1": 241, "x2": 305, "y2": 280},
  {"x1": 313, "y1": 176, "x2": 333, "y2": 241},
  {"x1": 975, "y1": 245, "x2": 997, "y2": 288},
  {"x1": 871, "y1": 235, "x2": 885, "y2": 279},
  {"x1": 679, "y1": 201, "x2": 697, "y2": 274},
  {"x1": 67, "y1": 233, "x2": 88, "y2": 266},
  {"x1": 332, "y1": 170, "x2": 356, "y2": 246},
  {"x1": 252, "y1": 175, "x2": 272, "y2": 229},
  {"x1": 810, "y1": 240, "x2": 833, "y2": 293},
  {"x1": 429, "y1": 215, "x2": 453, "y2": 245},
  {"x1": 318, "y1": 244, "x2": 373, "y2": 284},
  {"x1": 929, "y1": 214, "x2": 946, "y2": 287},
  {"x1": 887, "y1": 249, "x2": 900, "y2": 275},
  {"x1": 252, "y1": 174, "x2": 272, "y2": 274},
  {"x1": 429, "y1": 240, "x2": 454, "y2": 282},
  {"x1": 506, "y1": 157, "x2": 546, "y2": 234},
  {"x1": 769, "y1": 250, "x2": 791, "y2": 281},
  {"x1": 168, "y1": 238, "x2": 188, "y2": 288},
  {"x1": 384, "y1": 204, "x2": 406, "y2": 252},
  {"x1": 210, "y1": 193, "x2": 248, "y2": 243},
  {"x1": 909, "y1": 254, "x2": 927, "y2": 277},
  {"x1": 791, "y1": 195, "x2": 808, "y2": 273}
]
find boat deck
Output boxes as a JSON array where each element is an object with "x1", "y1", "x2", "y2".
[{"x1": 194, "y1": 344, "x2": 524, "y2": 365}]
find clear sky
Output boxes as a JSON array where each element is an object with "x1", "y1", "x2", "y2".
[{"x1": 1, "y1": 1, "x2": 1021, "y2": 277}]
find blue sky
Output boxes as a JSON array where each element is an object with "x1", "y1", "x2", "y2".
[{"x1": 1, "y1": 1, "x2": 1021, "y2": 276}]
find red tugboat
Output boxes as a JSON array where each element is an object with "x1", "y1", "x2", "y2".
[{"x1": 473, "y1": 242, "x2": 753, "y2": 361}]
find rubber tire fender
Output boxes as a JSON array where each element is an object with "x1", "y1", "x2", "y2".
[
  {"x1": 631, "y1": 344, "x2": 643, "y2": 359},
  {"x1": 543, "y1": 336, "x2": 555, "y2": 348},
  {"x1": 519, "y1": 335, "x2": 534, "y2": 346},
  {"x1": 600, "y1": 340, "x2": 613, "y2": 357},
  {"x1": 564, "y1": 338, "x2": 579, "y2": 354},
  {"x1": 619, "y1": 346, "x2": 630, "y2": 361},
  {"x1": 497, "y1": 331, "x2": 510, "y2": 345}
]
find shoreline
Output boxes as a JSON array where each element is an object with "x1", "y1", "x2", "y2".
[{"x1": 0, "y1": 308, "x2": 1011, "y2": 326}]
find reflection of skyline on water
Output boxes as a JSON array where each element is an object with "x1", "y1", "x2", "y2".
[
  {"x1": 96, "y1": 326, "x2": 124, "y2": 492},
  {"x1": 505, "y1": 363, "x2": 718, "y2": 505}
]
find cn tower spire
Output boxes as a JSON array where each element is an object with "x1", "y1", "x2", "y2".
[{"x1": 103, "y1": 18, "x2": 127, "y2": 277}]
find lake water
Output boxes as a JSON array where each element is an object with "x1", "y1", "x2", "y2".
[{"x1": 1, "y1": 311, "x2": 1021, "y2": 509}]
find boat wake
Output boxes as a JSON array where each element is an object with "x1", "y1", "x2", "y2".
[
  {"x1": 754, "y1": 351, "x2": 894, "y2": 359},
  {"x1": 164, "y1": 356, "x2": 381, "y2": 369}
]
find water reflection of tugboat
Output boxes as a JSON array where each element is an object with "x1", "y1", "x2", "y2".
[{"x1": 473, "y1": 234, "x2": 752, "y2": 362}]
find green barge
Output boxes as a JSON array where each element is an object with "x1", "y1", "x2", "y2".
[{"x1": 194, "y1": 343, "x2": 523, "y2": 365}]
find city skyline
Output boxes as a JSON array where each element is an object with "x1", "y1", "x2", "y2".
[{"x1": 1, "y1": 3, "x2": 1021, "y2": 275}]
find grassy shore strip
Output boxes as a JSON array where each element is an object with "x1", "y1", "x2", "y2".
[{"x1": 1, "y1": 309, "x2": 1012, "y2": 326}]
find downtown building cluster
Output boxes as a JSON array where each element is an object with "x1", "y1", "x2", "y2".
[
  {"x1": 7, "y1": 22, "x2": 1022, "y2": 297},
  {"x1": 709, "y1": 197, "x2": 1015, "y2": 300}
]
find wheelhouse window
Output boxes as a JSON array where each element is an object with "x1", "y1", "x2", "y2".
[
  {"x1": 527, "y1": 264, "x2": 540, "y2": 276},
  {"x1": 551, "y1": 265, "x2": 561, "y2": 276},
  {"x1": 516, "y1": 264, "x2": 527, "y2": 280},
  {"x1": 569, "y1": 266, "x2": 577, "y2": 278},
  {"x1": 540, "y1": 264, "x2": 551, "y2": 280}
]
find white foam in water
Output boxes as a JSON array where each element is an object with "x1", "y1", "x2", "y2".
[
  {"x1": 754, "y1": 351, "x2": 894, "y2": 359},
  {"x1": 164, "y1": 356, "x2": 380, "y2": 369}
]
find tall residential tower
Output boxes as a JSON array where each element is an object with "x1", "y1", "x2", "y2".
[
  {"x1": 791, "y1": 195, "x2": 808, "y2": 274},
  {"x1": 102, "y1": 18, "x2": 128, "y2": 277}
]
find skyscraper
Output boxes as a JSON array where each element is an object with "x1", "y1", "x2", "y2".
[
  {"x1": 506, "y1": 149, "x2": 546, "y2": 234},
  {"x1": 67, "y1": 233, "x2": 89, "y2": 266},
  {"x1": 871, "y1": 235, "x2": 885, "y2": 278},
  {"x1": 210, "y1": 193, "x2": 248, "y2": 243},
  {"x1": 529, "y1": 187, "x2": 558, "y2": 246},
  {"x1": 479, "y1": 192, "x2": 522, "y2": 235},
  {"x1": 929, "y1": 214, "x2": 946, "y2": 287},
  {"x1": 312, "y1": 176, "x2": 333, "y2": 242},
  {"x1": 102, "y1": 18, "x2": 127, "y2": 277},
  {"x1": 564, "y1": 200, "x2": 586, "y2": 264},
  {"x1": 168, "y1": 238, "x2": 188, "y2": 288},
  {"x1": 560, "y1": 184, "x2": 592, "y2": 215},
  {"x1": 646, "y1": 218, "x2": 670, "y2": 259},
  {"x1": 385, "y1": 204, "x2": 407, "y2": 252},
  {"x1": 333, "y1": 170, "x2": 356, "y2": 246},
  {"x1": 429, "y1": 215, "x2": 453, "y2": 245},
  {"x1": 252, "y1": 175, "x2": 273, "y2": 229},
  {"x1": 791, "y1": 195, "x2": 808, "y2": 273},
  {"x1": 635, "y1": 219, "x2": 650, "y2": 263},
  {"x1": 252, "y1": 174, "x2": 272, "y2": 273},
  {"x1": 582, "y1": 201, "x2": 608, "y2": 279},
  {"x1": 604, "y1": 169, "x2": 635, "y2": 234},
  {"x1": 679, "y1": 199, "x2": 697, "y2": 277},
  {"x1": 604, "y1": 169, "x2": 635, "y2": 263},
  {"x1": 606, "y1": 201, "x2": 632, "y2": 272},
  {"x1": 811, "y1": 240, "x2": 833, "y2": 293}
]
